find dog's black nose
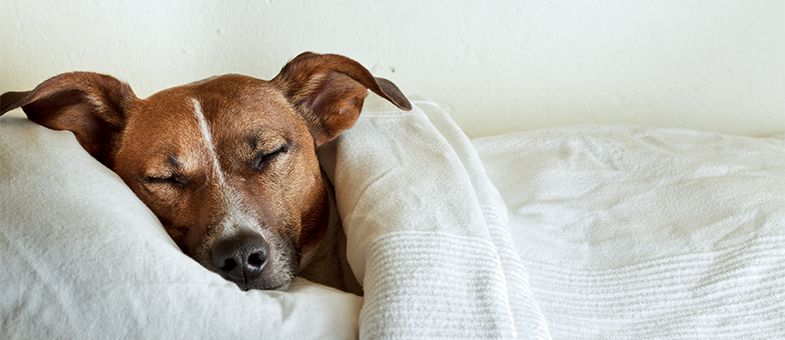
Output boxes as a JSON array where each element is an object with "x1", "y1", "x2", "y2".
[{"x1": 210, "y1": 230, "x2": 269, "y2": 287}]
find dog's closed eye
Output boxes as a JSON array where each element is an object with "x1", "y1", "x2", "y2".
[
  {"x1": 252, "y1": 144, "x2": 289, "y2": 170},
  {"x1": 145, "y1": 174, "x2": 189, "y2": 188}
]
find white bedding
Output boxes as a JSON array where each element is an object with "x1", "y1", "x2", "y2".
[
  {"x1": 2, "y1": 94, "x2": 785, "y2": 339},
  {"x1": 474, "y1": 125, "x2": 785, "y2": 339},
  {"x1": 320, "y1": 96, "x2": 550, "y2": 339}
]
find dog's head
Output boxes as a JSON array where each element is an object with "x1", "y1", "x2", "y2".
[{"x1": 0, "y1": 52, "x2": 411, "y2": 290}]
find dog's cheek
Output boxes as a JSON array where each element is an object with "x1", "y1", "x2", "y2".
[
  {"x1": 296, "y1": 186, "x2": 329, "y2": 246},
  {"x1": 135, "y1": 184, "x2": 213, "y2": 256},
  {"x1": 163, "y1": 226, "x2": 188, "y2": 250},
  {"x1": 288, "y1": 152, "x2": 325, "y2": 224},
  {"x1": 265, "y1": 206, "x2": 300, "y2": 251}
]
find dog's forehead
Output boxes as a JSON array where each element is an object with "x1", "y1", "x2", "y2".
[
  {"x1": 136, "y1": 74, "x2": 304, "y2": 133},
  {"x1": 169, "y1": 75, "x2": 292, "y2": 116}
]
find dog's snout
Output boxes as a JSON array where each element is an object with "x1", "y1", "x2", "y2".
[{"x1": 210, "y1": 231, "x2": 269, "y2": 288}]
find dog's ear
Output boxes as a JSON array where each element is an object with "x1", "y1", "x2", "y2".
[
  {"x1": 0, "y1": 72, "x2": 136, "y2": 165},
  {"x1": 272, "y1": 52, "x2": 412, "y2": 147}
]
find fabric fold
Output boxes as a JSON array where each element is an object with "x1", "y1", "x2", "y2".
[{"x1": 322, "y1": 95, "x2": 550, "y2": 339}]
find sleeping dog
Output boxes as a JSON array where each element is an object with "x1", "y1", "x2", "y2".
[{"x1": 0, "y1": 52, "x2": 411, "y2": 291}]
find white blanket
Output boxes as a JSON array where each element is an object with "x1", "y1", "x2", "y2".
[
  {"x1": 473, "y1": 125, "x2": 785, "y2": 339},
  {"x1": 320, "y1": 96, "x2": 551, "y2": 339}
]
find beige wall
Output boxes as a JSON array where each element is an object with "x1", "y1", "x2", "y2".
[{"x1": 2, "y1": 0, "x2": 784, "y2": 138}]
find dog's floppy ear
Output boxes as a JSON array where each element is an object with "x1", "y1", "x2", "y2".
[
  {"x1": 0, "y1": 72, "x2": 136, "y2": 165},
  {"x1": 272, "y1": 52, "x2": 412, "y2": 147}
]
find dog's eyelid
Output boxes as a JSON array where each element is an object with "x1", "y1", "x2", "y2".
[
  {"x1": 248, "y1": 131, "x2": 289, "y2": 150},
  {"x1": 252, "y1": 143, "x2": 289, "y2": 170},
  {"x1": 144, "y1": 173, "x2": 189, "y2": 188}
]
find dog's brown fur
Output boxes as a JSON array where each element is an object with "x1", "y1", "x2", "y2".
[{"x1": 0, "y1": 52, "x2": 411, "y2": 291}]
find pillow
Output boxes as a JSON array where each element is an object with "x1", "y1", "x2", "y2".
[{"x1": 0, "y1": 117, "x2": 362, "y2": 339}]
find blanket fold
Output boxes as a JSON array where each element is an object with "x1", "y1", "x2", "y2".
[{"x1": 321, "y1": 95, "x2": 551, "y2": 339}]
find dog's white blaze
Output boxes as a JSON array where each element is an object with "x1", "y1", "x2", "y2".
[
  {"x1": 190, "y1": 98, "x2": 225, "y2": 184},
  {"x1": 189, "y1": 98, "x2": 253, "y2": 233}
]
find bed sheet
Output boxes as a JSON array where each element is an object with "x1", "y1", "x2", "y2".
[{"x1": 473, "y1": 125, "x2": 785, "y2": 339}]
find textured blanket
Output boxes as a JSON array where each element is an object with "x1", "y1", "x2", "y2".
[
  {"x1": 320, "y1": 95, "x2": 551, "y2": 339},
  {"x1": 474, "y1": 125, "x2": 785, "y2": 339}
]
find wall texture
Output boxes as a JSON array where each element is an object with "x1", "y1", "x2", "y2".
[{"x1": 2, "y1": 0, "x2": 784, "y2": 138}]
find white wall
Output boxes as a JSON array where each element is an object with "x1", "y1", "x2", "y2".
[{"x1": 2, "y1": 0, "x2": 784, "y2": 138}]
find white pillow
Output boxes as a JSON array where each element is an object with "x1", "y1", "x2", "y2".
[{"x1": 0, "y1": 117, "x2": 362, "y2": 339}]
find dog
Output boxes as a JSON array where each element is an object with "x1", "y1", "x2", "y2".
[{"x1": 0, "y1": 52, "x2": 411, "y2": 292}]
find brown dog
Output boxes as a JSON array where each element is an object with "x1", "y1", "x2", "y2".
[{"x1": 0, "y1": 52, "x2": 411, "y2": 291}]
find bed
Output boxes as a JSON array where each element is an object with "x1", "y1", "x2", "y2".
[{"x1": 1, "y1": 94, "x2": 784, "y2": 339}]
